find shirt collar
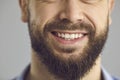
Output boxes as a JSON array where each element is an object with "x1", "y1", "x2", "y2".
[
  {"x1": 16, "y1": 65, "x2": 30, "y2": 80},
  {"x1": 16, "y1": 65, "x2": 114, "y2": 80},
  {"x1": 102, "y1": 67, "x2": 113, "y2": 80}
]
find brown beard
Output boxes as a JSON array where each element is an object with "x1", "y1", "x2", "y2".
[{"x1": 28, "y1": 18, "x2": 108, "y2": 80}]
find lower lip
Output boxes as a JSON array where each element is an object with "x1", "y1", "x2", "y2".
[{"x1": 52, "y1": 34, "x2": 86, "y2": 44}]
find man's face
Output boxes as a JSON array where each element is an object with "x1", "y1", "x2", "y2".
[{"x1": 20, "y1": 0, "x2": 114, "y2": 80}]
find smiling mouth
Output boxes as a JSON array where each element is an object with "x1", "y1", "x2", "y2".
[{"x1": 51, "y1": 31, "x2": 88, "y2": 41}]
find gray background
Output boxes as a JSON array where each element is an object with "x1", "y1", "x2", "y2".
[{"x1": 0, "y1": 0, "x2": 120, "y2": 80}]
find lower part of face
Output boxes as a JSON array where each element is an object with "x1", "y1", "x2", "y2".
[{"x1": 28, "y1": 16, "x2": 108, "y2": 80}]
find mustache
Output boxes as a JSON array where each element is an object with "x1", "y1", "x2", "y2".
[{"x1": 44, "y1": 19, "x2": 95, "y2": 35}]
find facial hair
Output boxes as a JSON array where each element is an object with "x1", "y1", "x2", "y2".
[{"x1": 28, "y1": 18, "x2": 108, "y2": 80}]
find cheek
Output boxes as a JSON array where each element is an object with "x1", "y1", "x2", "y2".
[
  {"x1": 84, "y1": 7, "x2": 108, "y2": 36},
  {"x1": 31, "y1": 4, "x2": 60, "y2": 27}
]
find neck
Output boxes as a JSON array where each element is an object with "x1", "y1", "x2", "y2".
[{"x1": 26, "y1": 50, "x2": 102, "y2": 80}]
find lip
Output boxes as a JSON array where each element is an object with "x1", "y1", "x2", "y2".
[{"x1": 50, "y1": 30, "x2": 88, "y2": 44}]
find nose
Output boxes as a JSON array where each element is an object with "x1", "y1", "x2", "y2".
[{"x1": 59, "y1": 0, "x2": 84, "y2": 23}]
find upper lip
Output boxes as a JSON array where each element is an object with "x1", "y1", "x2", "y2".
[{"x1": 51, "y1": 30, "x2": 88, "y2": 35}]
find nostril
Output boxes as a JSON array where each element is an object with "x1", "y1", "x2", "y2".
[
  {"x1": 77, "y1": 19, "x2": 83, "y2": 23},
  {"x1": 61, "y1": 18, "x2": 72, "y2": 23},
  {"x1": 78, "y1": 19, "x2": 82, "y2": 22}
]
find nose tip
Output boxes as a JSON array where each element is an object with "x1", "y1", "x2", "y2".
[
  {"x1": 59, "y1": 1, "x2": 84, "y2": 23},
  {"x1": 59, "y1": 11, "x2": 84, "y2": 23}
]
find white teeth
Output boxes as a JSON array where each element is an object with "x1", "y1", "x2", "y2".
[
  {"x1": 61, "y1": 33, "x2": 65, "y2": 38},
  {"x1": 75, "y1": 34, "x2": 78, "y2": 38},
  {"x1": 57, "y1": 32, "x2": 84, "y2": 40},
  {"x1": 71, "y1": 34, "x2": 75, "y2": 39},
  {"x1": 58, "y1": 33, "x2": 61, "y2": 37},
  {"x1": 65, "y1": 34, "x2": 70, "y2": 39},
  {"x1": 79, "y1": 34, "x2": 83, "y2": 38}
]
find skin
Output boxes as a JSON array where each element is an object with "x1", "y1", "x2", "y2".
[{"x1": 19, "y1": 0, "x2": 114, "y2": 80}]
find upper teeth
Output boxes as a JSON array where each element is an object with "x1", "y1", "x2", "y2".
[{"x1": 57, "y1": 32, "x2": 84, "y2": 40}]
